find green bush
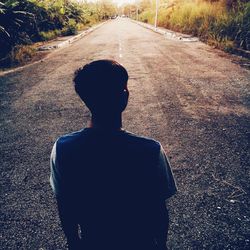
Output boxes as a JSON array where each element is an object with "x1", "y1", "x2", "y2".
[
  {"x1": 61, "y1": 19, "x2": 78, "y2": 36},
  {"x1": 39, "y1": 29, "x2": 61, "y2": 41},
  {"x1": 139, "y1": 9, "x2": 154, "y2": 23},
  {"x1": 233, "y1": 2, "x2": 250, "y2": 50}
]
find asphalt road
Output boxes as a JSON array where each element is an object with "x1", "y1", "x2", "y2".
[{"x1": 1, "y1": 18, "x2": 250, "y2": 249}]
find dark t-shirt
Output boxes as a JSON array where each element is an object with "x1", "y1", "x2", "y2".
[{"x1": 50, "y1": 128, "x2": 176, "y2": 249}]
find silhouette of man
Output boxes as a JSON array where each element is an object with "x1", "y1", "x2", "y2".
[{"x1": 50, "y1": 60, "x2": 177, "y2": 250}]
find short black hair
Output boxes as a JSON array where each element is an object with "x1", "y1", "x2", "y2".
[{"x1": 74, "y1": 60, "x2": 129, "y2": 114}]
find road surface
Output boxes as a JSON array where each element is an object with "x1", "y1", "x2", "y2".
[{"x1": 1, "y1": 18, "x2": 250, "y2": 249}]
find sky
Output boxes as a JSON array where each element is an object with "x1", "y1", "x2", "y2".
[
  {"x1": 113, "y1": 0, "x2": 135, "y2": 6},
  {"x1": 78, "y1": 0, "x2": 137, "y2": 7}
]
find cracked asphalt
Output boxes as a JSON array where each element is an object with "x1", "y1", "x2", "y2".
[{"x1": 0, "y1": 18, "x2": 250, "y2": 249}]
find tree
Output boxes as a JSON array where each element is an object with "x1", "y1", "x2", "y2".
[{"x1": 0, "y1": 0, "x2": 34, "y2": 57}]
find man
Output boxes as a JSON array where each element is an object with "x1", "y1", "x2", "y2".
[{"x1": 50, "y1": 60, "x2": 177, "y2": 250}]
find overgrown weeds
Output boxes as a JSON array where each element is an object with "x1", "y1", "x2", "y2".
[
  {"x1": 136, "y1": 0, "x2": 250, "y2": 53},
  {"x1": 0, "y1": 45, "x2": 36, "y2": 68}
]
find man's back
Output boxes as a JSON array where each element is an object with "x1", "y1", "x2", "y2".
[
  {"x1": 51, "y1": 128, "x2": 176, "y2": 249},
  {"x1": 50, "y1": 60, "x2": 176, "y2": 250}
]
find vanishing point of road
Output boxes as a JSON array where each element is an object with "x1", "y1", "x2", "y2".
[{"x1": 1, "y1": 19, "x2": 250, "y2": 249}]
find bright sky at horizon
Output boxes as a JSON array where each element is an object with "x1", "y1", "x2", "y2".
[
  {"x1": 79, "y1": 0, "x2": 136, "y2": 7},
  {"x1": 113, "y1": 0, "x2": 136, "y2": 6}
]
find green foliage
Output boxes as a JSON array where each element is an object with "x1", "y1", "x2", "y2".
[
  {"x1": 0, "y1": 0, "x2": 118, "y2": 67},
  {"x1": 39, "y1": 29, "x2": 61, "y2": 41},
  {"x1": 61, "y1": 19, "x2": 77, "y2": 36},
  {"x1": 233, "y1": 1, "x2": 250, "y2": 50},
  {"x1": 0, "y1": 1, "x2": 35, "y2": 55},
  {"x1": 139, "y1": 9, "x2": 154, "y2": 23}
]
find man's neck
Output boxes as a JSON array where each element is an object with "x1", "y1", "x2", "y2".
[{"x1": 89, "y1": 113, "x2": 122, "y2": 131}]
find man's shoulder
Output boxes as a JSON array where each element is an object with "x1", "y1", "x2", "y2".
[
  {"x1": 55, "y1": 129, "x2": 86, "y2": 148},
  {"x1": 55, "y1": 129, "x2": 90, "y2": 151},
  {"x1": 123, "y1": 131, "x2": 161, "y2": 151},
  {"x1": 54, "y1": 129, "x2": 161, "y2": 153}
]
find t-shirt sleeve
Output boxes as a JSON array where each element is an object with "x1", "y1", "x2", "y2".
[
  {"x1": 50, "y1": 140, "x2": 62, "y2": 197},
  {"x1": 157, "y1": 145, "x2": 177, "y2": 200}
]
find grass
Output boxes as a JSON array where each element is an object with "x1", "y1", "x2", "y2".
[
  {"x1": 39, "y1": 29, "x2": 62, "y2": 41},
  {"x1": 138, "y1": 0, "x2": 250, "y2": 52},
  {"x1": 39, "y1": 17, "x2": 99, "y2": 41}
]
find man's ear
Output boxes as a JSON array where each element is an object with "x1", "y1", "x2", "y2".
[
  {"x1": 124, "y1": 88, "x2": 129, "y2": 100},
  {"x1": 120, "y1": 88, "x2": 129, "y2": 111}
]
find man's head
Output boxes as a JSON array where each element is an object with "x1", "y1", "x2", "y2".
[{"x1": 74, "y1": 60, "x2": 129, "y2": 116}]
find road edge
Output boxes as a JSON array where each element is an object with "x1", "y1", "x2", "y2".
[
  {"x1": 131, "y1": 19, "x2": 199, "y2": 42},
  {"x1": 38, "y1": 21, "x2": 108, "y2": 51}
]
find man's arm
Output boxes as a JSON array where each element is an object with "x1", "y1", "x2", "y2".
[
  {"x1": 153, "y1": 200, "x2": 169, "y2": 250},
  {"x1": 153, "y1": 144, "x2": 177, "y2": 250},
  {"x1": 56, "y1": 196, "x2": 81, "y2": 250},
  {"x1": 50, "y1": 141, "x2": 81, "y2": 250}
]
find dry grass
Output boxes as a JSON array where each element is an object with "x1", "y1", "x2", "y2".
[
  {"x1": 0, "y1": 44, "x2": 37, "y2": 68},
  {"x1": 138, "y1": 0, "x2": 250, "y2": 51},
  {"x1": 10, "y1": 45, "x2": 37, "y2": 65}
]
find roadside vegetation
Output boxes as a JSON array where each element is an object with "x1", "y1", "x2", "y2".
[
  {"x1": 0, "y1": 0, "x2": 117, "y2": 68},
  {"x1": 124, "y1": 0, "x2": 249, "y2": 53}
]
